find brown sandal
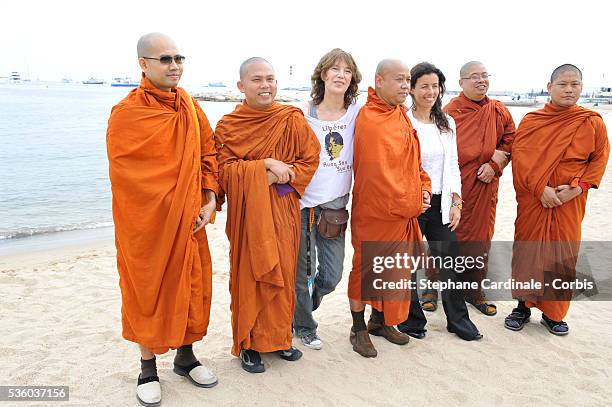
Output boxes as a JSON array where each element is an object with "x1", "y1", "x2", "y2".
[
  {"x1": 467, "y1": 298, "x2": 497, "y2": 316},
  {"x1": 420, "y1": 291, "x2": 438, "y2": 312}
]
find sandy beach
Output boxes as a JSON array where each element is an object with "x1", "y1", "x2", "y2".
[{"x1": 2, "y1": 119, "x2": 612, "y2": 407}]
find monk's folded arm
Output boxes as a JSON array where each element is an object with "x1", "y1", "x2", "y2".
[
  {"x1": 219, "y1": 157, "x2": 268, "y2": 189},
  {"x1": 580, "y1": 118, "x2": 610, "y2": 189}
]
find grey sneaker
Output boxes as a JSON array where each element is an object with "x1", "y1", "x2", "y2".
[{"x1": 300, "y1": 332, "x2": 323, "y2": 350}]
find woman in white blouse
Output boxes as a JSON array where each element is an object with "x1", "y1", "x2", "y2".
[{"x1": 397, "y1": 62, "x2": 482, "y2": 341}]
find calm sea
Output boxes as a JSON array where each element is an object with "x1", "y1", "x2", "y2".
[
  {"x1": 1, "y1": 83, "x2": 608, "y2": 252},
  {"x1": 0, "y1": 82, "x2": 237, "y2": 250}
]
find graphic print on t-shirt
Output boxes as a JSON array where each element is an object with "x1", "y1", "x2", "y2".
[
  {"x1": 325, "y1": 130, "x2": 343, "y2": 160},
  {"x1": 321, "y1": 123, "x2": 351, "y2": 174},
  {"x1": 300, "y1": 102, "x2": 358, "y2": 209}
]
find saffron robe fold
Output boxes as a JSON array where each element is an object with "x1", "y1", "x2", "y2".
[
  {"x1": 512, "y1": 103, "x2": 609, "y2": 320},
  {"x1": 106, "y1": 76, "x2": 219, "y2": 353},
  {"x1": 444, "y1": 93, "x2": 515, "y2": 300},
  {"x1": 348, "y1": 88, "x2": 431, "y2": 326},
  {"x1": 443, "y1": 92, "x2": 515, "y2": 242},
  {"x1": 215, "y1": 101, "x2": 320, "y2": 356}
]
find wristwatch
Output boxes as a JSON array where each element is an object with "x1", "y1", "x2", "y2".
[{"x1": 451, "y1": 201, "x2": 463, "y2": 210}]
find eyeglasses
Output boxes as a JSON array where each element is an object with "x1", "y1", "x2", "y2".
[
  {"x1": 461, "y1": 73, "x2": 491, "y2": 81},
  {"x1": 142, "y1": 54, "x2": 186, "y2": 65}
]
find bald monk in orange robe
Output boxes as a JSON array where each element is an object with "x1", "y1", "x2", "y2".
[
  {"x1": 443, "y1": 61, "x2": 515, "y2": 316},
  {"x1": 215, "y1": 57, "x2": 320, "y2": 373},
  {"x1": 348, "y1": 59, "x2": 432, "y2": 358},
  {"x1": 504, "y1": 64, "x2": 609, "y2": 336},
  {"x1": 107, "y1": 33, "x2": 219, "y2": 406}
]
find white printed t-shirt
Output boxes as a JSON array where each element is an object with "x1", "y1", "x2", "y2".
[{"x1": 299, "y1": 101, "x2": 360, "y2": 209}]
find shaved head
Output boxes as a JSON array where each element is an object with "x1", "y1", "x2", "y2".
[
  {"x1": 550, "y1": 64, "x2": 582, "y2": 83},
  {"x1": 137, "y1": 32, "x2": 175, "y2": 57},
  {"x1": 237, "y1": 57, "x2": 277, "y2": 110},
  {"x1": 239, "y1": 57, "x2": 273, "y2": 80},
  {"x1": 459, "y1": 61, "x2": 489, "y2": 101},
  {"x1": 547, "y1": 64, "x2": 583, "y2": 108},
  {"x1": 460, "y1": 61, "x2": 485, "y2": 78},
  {"x1": 375, "y1": 59, "x2": 407, "y2": 77},
  {"x1": 136, "y1": 32, "x2": 182, "y2": 92},
  {"x1": 374, "y1": 58, "x2": 411, "y2": 107}
]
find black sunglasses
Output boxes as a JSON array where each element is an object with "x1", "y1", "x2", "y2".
[{"x1": 142, "y1": 54, "x2": 186, "y2": 65}]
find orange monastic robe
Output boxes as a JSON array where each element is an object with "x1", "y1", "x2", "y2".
[
  {"x1": 512, "y1": 103, "x2": 609, "y2": 321},
  {"x1": 215, "y1": 102, "x2": 320, "y2": 356},
  {"x1": 106, "y1": 76, "x2": 219, "y2": 354},
  {"x1": 444, "y1": 93, "x2": 515, "y2": 300},
  {"x1": 444, "y1": 92, "x2": 515, "y2": 242},
  {"x1": 348, "y1": 88, "x2": 431, "y2": 326}
]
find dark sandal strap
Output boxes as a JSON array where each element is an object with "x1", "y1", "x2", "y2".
[
  {"x1": 174, "y1": 360, "x2": 202, "y2": 374},
  {"x1": 137, "y1": 375, "x2": 159, "y2": 385},
  {"x1": 548, "y1": 320, "x2": 568, "y2": 331}
]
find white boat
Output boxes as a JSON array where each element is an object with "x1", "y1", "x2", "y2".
[
  {"x1": 500, "y1": 94, "x2": 539, "y2": 107},
  {"x1": 82, "y1": 77, "x2": 105, "y2": 85},
  {"x1": 503, "y1": 99, "x2": 539, "y2": 107},
  {"x1": 582, "y1": 87, "x2": 612, "y2": 105},
  {"x1": 111, "y1": 77, "x2": 139, "y2": 87},
  {"x1": 9, "y1": 72, "x2": 21, "y2": 83}
]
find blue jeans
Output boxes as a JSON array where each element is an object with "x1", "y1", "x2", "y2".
[{"x1": 293, "y1": 207, "x2": 345, "y2": 336}]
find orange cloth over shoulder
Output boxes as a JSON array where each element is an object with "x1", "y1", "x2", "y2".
[
  {"x1": 512, "y1": 103, "x2": 609, "y2": 321},
  {"x1": 444, "y1": 93, "x2": 515, "y2": 242},
  {"x1": 348, "y1": 88, "x2": 431, "y2": 326},
  {"x1": 215, "y1": 101, "x2": 319, "y2": 356},
  {"x1": 106, "y1": 75, "x2": 219, "y2": 354}
]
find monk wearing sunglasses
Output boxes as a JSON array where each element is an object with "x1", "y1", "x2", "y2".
[{"x1": 107, "y1": 32, "x2": 219, "y2": 407}]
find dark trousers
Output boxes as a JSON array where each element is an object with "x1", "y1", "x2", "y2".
[{"x1": 398, "y1": 194, "x2": 479, "y2": 338}]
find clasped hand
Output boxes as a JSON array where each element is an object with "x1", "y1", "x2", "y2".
[
  {"x1": 265, "y1": 158, "x2": 295, "y2": 185},
  {"x1": 539, "y1": 185, "x2": 582, "y2": 208}
]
